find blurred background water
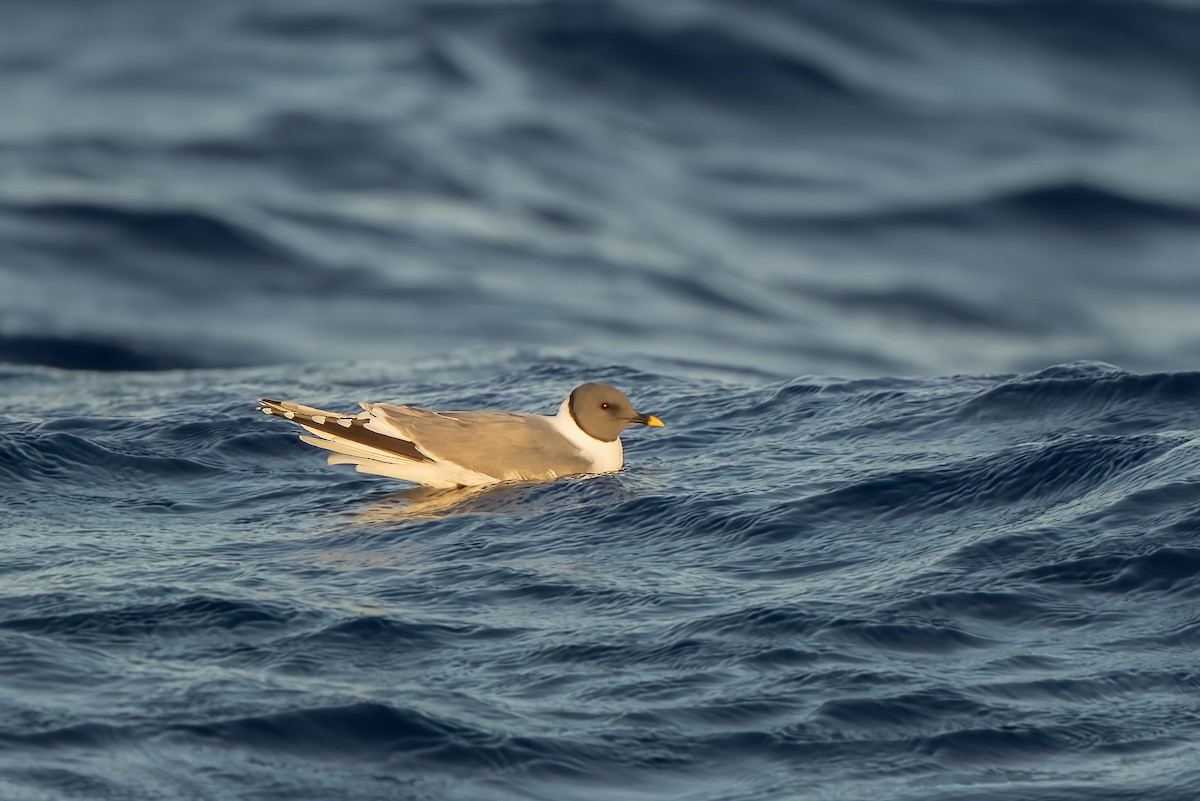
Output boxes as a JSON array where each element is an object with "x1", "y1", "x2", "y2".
[
  {"x1": 2, "y1": 1, "x2": 1200, "y2": 799},
  {"x1": 4, "y1": 0, "x2": 1199, "y2": 377}
]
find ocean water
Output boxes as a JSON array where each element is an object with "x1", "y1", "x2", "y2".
[{"x1": 3, "y1": 0, "x2": 1200, "y2": 799}]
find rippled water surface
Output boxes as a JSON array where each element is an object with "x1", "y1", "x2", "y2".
[
  {"x1": 3, "y1": 0, "x2": 1200, "y2": 799},
  {"x1": 5, "y1": 360, "x2": 1200, "y2": 800}
]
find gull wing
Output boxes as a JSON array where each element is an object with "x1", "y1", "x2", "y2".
[
  {"x1": 365, "y1": 405, "x2": 592, "y2": 481},
  {"x1": 258, "y1": 398, "x2": 430, "y2": 463}
]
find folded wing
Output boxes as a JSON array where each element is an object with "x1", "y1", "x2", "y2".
[
  {"x1": 365, "y1": 404, "x2": 592, "y2": 481},
  {"x1": 259, "y1": 399, "x2": 593, "y2": 487},
  {"x1": 258, "y1": 398, "x2": 431, "y2": 464}
]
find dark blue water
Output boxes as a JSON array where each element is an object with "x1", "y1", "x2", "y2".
[{"x1": 4, "y1": 1, "x2": 1200, "y2": 799}]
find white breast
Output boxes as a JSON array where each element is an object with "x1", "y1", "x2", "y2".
[{"x1": 546, "y1": 398, "x2": 624, "y2": 474}]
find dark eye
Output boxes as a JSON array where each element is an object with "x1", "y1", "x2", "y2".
[{"x1": 600, "y1": 403, "x2": 610, "y2": 409}]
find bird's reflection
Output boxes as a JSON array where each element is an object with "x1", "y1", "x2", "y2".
[
  {"x1": 347, "y1": 474, "x2": 633, "y2": 524},
  {"x1": 350, "y1": 481, "x2": 542, "y2": 523}
]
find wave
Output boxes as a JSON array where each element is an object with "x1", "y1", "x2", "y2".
[
  {"x1": 990, "y1": 183, "x2": 1200, "y2": 227},
  {"x1": 954, "y1": 367, "x2": 1200, "y2": 429},
  {"x1": 177, "y1": 112, "x2": 473, "y2": 195},
  {"x1": 523, "y1": 13, "x2": 844, "y2": 101},
  {"x1": 168, "y1": 701, "x2": 609, "y2": 777},
  {"x1": 814, "y1": 687, "x2": 994, "y2": 731},
  {"x1": 0, "y1": 334, "x2": 206, "y2": 372},
  {"x1": 285, "y1": 615, "x2": 524, "y2": 655},
  {"x1": 175, "y1": 702, "x2": 483, "y2": 758},
  {"x1": 892, "y1": 0, "x2": 1200, "y2": 62},
  {"x1": 0, "y1": 426, "x2": 225, "y2": 486},
  {"x1": 3, "y1": 200, "x2": 297, "y2": 263},
  {"x1": 0, "y1": 721, "x2": 136, "y2": 751},
  {"x1": 0, "y1": 596, "x2": 292, "y2": 640},
  {"x1": 775, "y1": 433, "x2": 1172, "y2": 526},
  {"x1": 1018, "y1": 545, "x2": 1200, "y2": 596},
  {"x1": 732, "y1": 181, "x2": 1200, "y2": 231}
]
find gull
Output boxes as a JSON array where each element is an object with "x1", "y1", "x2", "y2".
[{"x1": 257, "y1": 383, "x2": 664, "y2": 488}]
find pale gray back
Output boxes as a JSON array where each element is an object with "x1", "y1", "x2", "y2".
[{"x1": 371, "y1": 405, "x2": 592, "y2": 480}]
